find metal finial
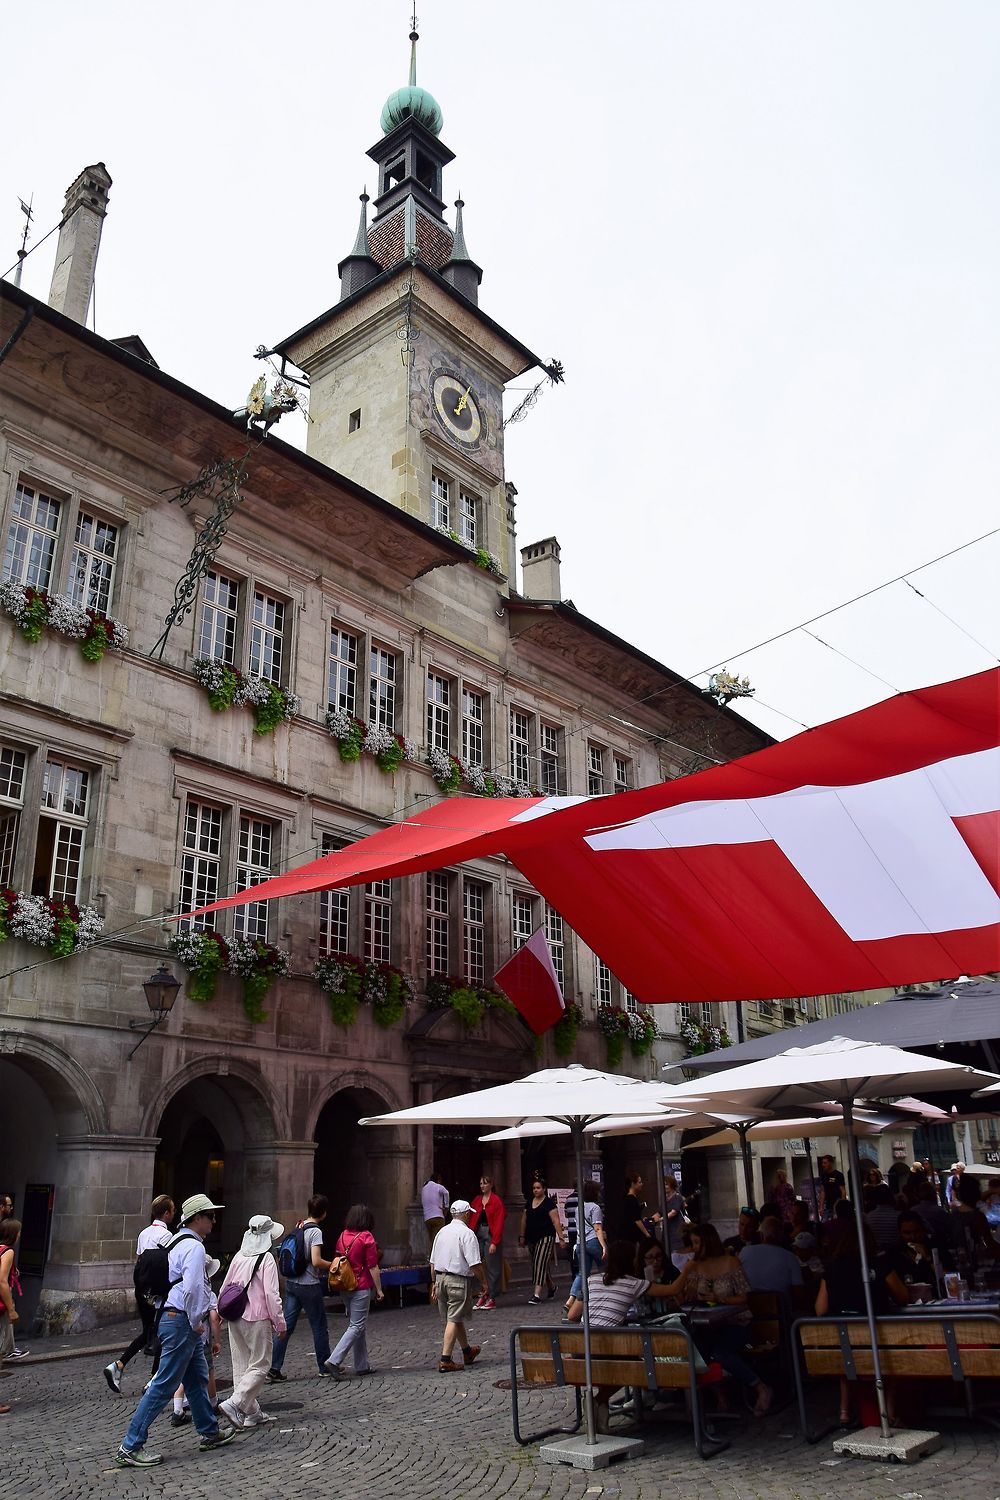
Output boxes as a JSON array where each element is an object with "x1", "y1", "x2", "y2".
[{"x1": 409, "y1": 7, "x2": 419, "y2": 86}]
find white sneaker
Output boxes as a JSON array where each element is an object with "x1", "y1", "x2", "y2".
[
  {"x1": 219, "y1": 1397, "x2": 246, "y2": 1429},
  {"x1": 254, "y1": 1410, "x2": 277, "y2": 1424}
]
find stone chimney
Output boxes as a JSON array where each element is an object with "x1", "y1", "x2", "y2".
[
  {"x1": 47, "y1": 163, "x2": 112, "y2": 325},
  {"x1": 520, "y1": 536, "x2": 561, "y2": 601}
]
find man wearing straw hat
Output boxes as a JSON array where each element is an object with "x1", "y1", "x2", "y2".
[
  {"x1": 219, "y1": 1215, "x2": 287, "y2": 1430},
  {"x1": 114, "y1": 1194, "x2": 236, "y2": 1469}
]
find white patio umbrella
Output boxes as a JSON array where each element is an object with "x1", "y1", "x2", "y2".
[
  {"x1": 667, "y1": 1036, "x2": 1000, "y2": 1445},
  {"x1": 693, "y1": 1111, "x2": 893, "y2": 1150},
  {"x1": 360, "y1": 1065, "x2": 686, "y2": 1447}
]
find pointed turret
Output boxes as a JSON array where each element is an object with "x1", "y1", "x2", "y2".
[
  {"x1": 441, "y1": 196, "x2": 483, "y2": 304},
  {"x1": 338, "y1": 190, "x2": 381, "y2": 300}
]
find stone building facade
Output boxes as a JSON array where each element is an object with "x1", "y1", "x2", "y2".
[{"x1": 0, "y1": 44, "x2": 771, "y2": 1331}]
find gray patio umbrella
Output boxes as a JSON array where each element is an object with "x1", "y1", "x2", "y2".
[
  {"x1": 668, "y1": 1035, "x2": 1000, "y2": 1447},
  {"x1": 359, "y1": 1065, "x2": 684, "y2": 1447}
]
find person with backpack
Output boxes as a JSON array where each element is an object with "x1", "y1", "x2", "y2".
[
  {"x1": 217, "y1": 1215, "x2": 286, "y2": 1428},
  {"x1": 103, "y1": 1194, "x2": 175, "y2": 1395},
  {"x1": 0, "y1": 1218, "x2": 22, "y2": 1410},
  {"x1": 267, "y1": 1194, "x2": 333, "y2": 1381},
  {"x1": 114, "y1": 1193, "x2": 236, "y2": 1469},
  {"x1": 323, "y1": 1204, "x2": 384, "y2": 1379}
]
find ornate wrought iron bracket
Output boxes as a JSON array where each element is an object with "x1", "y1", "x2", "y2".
[{"x1": 148, "y1": 448, "x2": 251, "y2": 660}]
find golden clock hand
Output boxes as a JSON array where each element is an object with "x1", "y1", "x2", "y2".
[{"x1": 454, "y1": 385, "x2": 471, "y2": 415}]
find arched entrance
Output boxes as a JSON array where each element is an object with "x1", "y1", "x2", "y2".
[
  {"x1": 313, "y1": 1086, "x2": 407, "y2": 1249},
  {"x1": 149, "y1": 1068, "x2": 279, "y2": 1254}
]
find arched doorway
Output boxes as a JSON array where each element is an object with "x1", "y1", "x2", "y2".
[
  {"x1": 151, "y1": 1070, "x2": 278, "y2": 1255},
  {"x1": 313, "y1": 1087, "x2": 405, "y2": 1249}
]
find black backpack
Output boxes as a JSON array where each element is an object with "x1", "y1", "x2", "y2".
[{"x1": 134, "y1": 1229, "x2": 196, "y2": 1305}]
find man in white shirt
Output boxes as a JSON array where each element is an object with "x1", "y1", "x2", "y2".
[
  {"x1": 103, "y1": 1194, "x2": 175, "y2": 1395},
  {"x1": 422, "y1": 1171, "x2": 451, "y2": 1247},
  {"x1": 430, "y1": 1200, "x2": 487, "y2": 1373},
  {"x1": 115, "y1": 1194, "x2": 236, "y2": 1469}
]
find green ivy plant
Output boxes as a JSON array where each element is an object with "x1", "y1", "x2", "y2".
[
  {"x1": 552, "y1": 1002, "x2": 584, "y2": 1058},
  {"x1": 427, "y1": 975, "x2": 515, "y2": 1028},
  {"x1": 168, "y1": 930, "x2": 229, "y2": 1003}
]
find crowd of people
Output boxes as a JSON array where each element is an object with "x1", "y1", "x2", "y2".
[{"x1": 3, "y1": 1153, "x2": 998, "y2": 1450}]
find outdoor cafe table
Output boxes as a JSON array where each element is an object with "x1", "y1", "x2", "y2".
[{"x1": 903, "y1": 1294, "x2": 1000, "y2": 1314}]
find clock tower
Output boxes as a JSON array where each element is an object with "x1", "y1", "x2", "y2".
[{"x1": 274, "y1": 26, "x2": 550, "y2": 577}]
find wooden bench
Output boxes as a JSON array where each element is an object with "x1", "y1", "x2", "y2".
[
  {"x1": 792, "y1": 1314, "x2": 1000, "y2": 1439},
  {"x1": 508, "y1": 1323, "x2": 729, "y2": 1458}
]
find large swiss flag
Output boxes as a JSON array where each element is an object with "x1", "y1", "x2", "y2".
[{"x1": 185, "y1": 668, "x2": 1000, "y2": 1002}]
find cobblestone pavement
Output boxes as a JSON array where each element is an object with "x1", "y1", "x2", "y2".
[{"x1": 5, "y1": 1296, "x2": 1000, "y2": 1500}]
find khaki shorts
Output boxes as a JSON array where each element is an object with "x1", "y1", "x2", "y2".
[{"x1": 436, "y1": 1272, "x2": 475, "y2": 1325}]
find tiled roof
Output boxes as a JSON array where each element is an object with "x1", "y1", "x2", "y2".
[{"x1": 368, "y1": 205, "x2": 454, "y2": 270}]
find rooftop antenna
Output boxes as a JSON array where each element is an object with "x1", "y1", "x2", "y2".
[
  {"x1": 409, "y1": 4, "x2": 419, "y2": 83},
  {"x1": 13, "y1": 195, "x2": 33, "y2": 288}
]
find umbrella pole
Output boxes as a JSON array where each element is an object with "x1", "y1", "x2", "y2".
[
  {"x1": 571, "y1": 1118, "x2": 597, "y2": 1445},
  {"x1": 652, "y1": 1127, "x2": 669, "y2": 1240},
  {"x1": 843, "y1": 1098, "x2": 891, "y2": 1441},
  {"x1": 737, "y1": 1122, "x2": 755, "y2": 1209},
  {"x1": 803, "y1": 1136, "x2": 817, "y2": 1221}
]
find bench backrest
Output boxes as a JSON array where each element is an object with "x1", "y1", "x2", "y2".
[
  {"x1": 517, "y1": 1326, "x2": 700, "y2": 1391},
  {"x1": 795, "y1": 1315, "x2": 1000, "y2": 1381}
]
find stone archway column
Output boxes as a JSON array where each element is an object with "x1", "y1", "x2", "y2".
[
  {"x1": 246, "y1": 1140, "x2": 317, "y2": 1233},
  {"x1": 407, "y1": 1080, "x2": 436, "y2": 1260},
  {"x1": 37, "y1": 1134, "x2": 159, "y2": 1335}
]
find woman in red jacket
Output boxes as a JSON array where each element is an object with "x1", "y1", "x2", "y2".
[{"x1": 470, "y1": 1176, "x2": 506, "y2": 1310}]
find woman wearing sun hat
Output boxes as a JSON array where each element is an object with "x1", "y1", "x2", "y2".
[{"x1": 218, "y1": 1216, "x2": 286, "y2": 1430}]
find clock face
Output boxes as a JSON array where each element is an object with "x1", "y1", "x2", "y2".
[{"x1": 431, "y1": 370, "x2": 484, "y2": 447}]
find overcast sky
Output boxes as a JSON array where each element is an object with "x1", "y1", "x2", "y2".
[{"x1": 4, "y1": 1, "x2": 997, "y2": 743}]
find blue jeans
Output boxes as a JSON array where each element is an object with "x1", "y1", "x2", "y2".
[
  {"x1": 330, "y1": 1288, "x2": 372, "y2": 1371},
  {"x1": 271, "y1": 1280, "x2": 330, "y2": 1371},
  {"x1": 570, "y1": 1236, "x2": 602, "y2": 1300},
  {"x1": 122, "y1": 1310, "x2": 217, "y2": 1452}
]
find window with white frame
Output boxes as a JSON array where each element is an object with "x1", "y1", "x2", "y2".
[
  {"x1": 328, "y1": 626, "x2": 359, "y2": 716},
  {"x1": 36, "y1": 759, "x2": 90, "y2": 902},
  {"x1": 613, "y1": 755, "x2": 633, "y2": 793},
  {"x1": 677, "y1": 1001, "x2": 695, "y2": 1024},
  {"x1": 368, "y1": 644, "x2": 397, "y2": 730},
  {"x1": 539, "y1": 722, "x2": 563, "y2": 795},
  {"x1": 511, "y1": 892, "x2": 535, "y2": 950},
  {"x1": 623, "y1": 988, "x2": 638, "y2": 1015},
  {"x1": 426, "y1": 871, "x2": 450, "y2": 976},
  {"x1": 319, "y1": 834, "x2": 351, "y2": 956},
  {"x1": 587, "y1": 744, "x2": 607, "y2": 796},
  {"x1": 463, "y1": 878, "x2": 488, "y2": 985},
  {"x1": 594, "y1": 955, "x2": 613, "y2": 1010},
  {"x1": 69, "y1": 511, "x2": 119, "y2": 614},
  {"x1": 198, "y1": 570, "x2": 240, "y2": 664},
  {"x1": 431, "y1": 472, "x2": 451, "y2": 530},
  {"x1": 232, "y1": 814, "x2": 276, "y2": 941},
  {"x1": 0, "y1": 745, "x2": 27, "y2": 888},
  {"x1": 544, "y1": 903, "x2": 565, "y2": 991},
  {"x1": 509, "y1": 707, "x2": 532, "y2": 784},
  {"x1": 365, "y1": 879, "x2": 392, "y2": 963},
  {"x1": 3, "y1": 480, "x2": 62, "y2": 590},
  {"x1": 461, "y1": 687, "x2": 485, "y2": 768},
  {"x1": 178, "y1": 801, "x2": 224, "y2": 931},
  {"x1": 426, "y1": 672, "x2": 452, "y2": 753},
  {"x1": 458, "y1": 489, "x2": 478, "y2": 547},
  {"x1": 248, "y1": 590, "x2": 285, "y2": 684}
]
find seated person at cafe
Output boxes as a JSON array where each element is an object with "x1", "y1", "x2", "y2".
[
  {"x1": 894, "y1": 1209, "x2": 952, "y2": 1298},
  {"x1": 722, "y1": 1208, "x2": 761, "y2": 1256},
  {"x1": 815, "y1": 1218, "x2": 909, "y2": 1427},
  {"x1": 740, "y1": 1215, "x2": 803, "y2": 1293},
  {"x1": 790, "y1": 1199, "x2": 820, "y2": 1243},
  {"x1": 820, "y1": 1197, "x2": 855, "y2": 1254},
  {"x1": 566, "y1": 1239, "x2": 676, "y2": 1432},
  {"x1": 913, "y1": 1181, "x2": 952, "y2": 1248},
  {"x1": 865, "y1": 1183, "x2": 904, "y2": 1252},
  {"x1": 952, "y1": 1173, "x2": 999, "y2": 1265},
  {"x1": 792, "y1": 1231, "x2": 825, "y2": 1284},
  {"x1": 634, "y1": 1241, "x2": 672, "y2": 1317},
  {"x1": 659, "y1": 1222, "x2": 772, "y2": 1417}
]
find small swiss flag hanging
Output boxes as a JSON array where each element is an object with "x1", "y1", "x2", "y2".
[{"x1": 494, "y1": 926, "x2": 566, "y2": 1035}]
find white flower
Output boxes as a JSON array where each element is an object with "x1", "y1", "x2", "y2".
[
  {"x1": 363, "y1": 724, "x2": 394, "y2": 756},
  {"x1": 232, "y1": 673, "x2": 270, "y2": 708},
  {"x1": 45, "y1": 593, "x2": 89, "y2": 640},
  {"x1": 72, "y1": 904, "x2": 105, "y2": 950},
  {"x1": 107, "y1": 616, "x2": 129, "y2": 650},
  {"x1": 168, "y1": 929, "x2": 207, "y2": 969},
  {"x1": 282, "y1": 691, "x2": 300, "y2": 720},
  {"x1": 491, "y1": 774, "x2": 515, "y2": 798},
  {"x1": 325, "y1": 708, "x2": 355, "y2": 741},
  {"x1": 427, "y1": 746, "x2": 457, "y2": 786},
  {"x1": 9, "y1": 893, "x2": 55, "y2": 947},
  {"x1": 401, "y1": 736, "x2": 419, "y2": 762},
  {"x1": 314, "y1": 957, "x2": 355, "y2": 993},
  {"x1": 226, "y1": 937, "x2": 289, "y2": 978},
  {"x1": 192, "y1": 657, "x2": 227, "y2": 693},
  {"x1": 513, "y1": 779, "x2": 533, "y2": 798},
  {"x1": 0, "y1": 580, "x2": 29, "y2": 622},
  {"x1": 462, "y1": 762, "x2": 488, "y2": 794}
]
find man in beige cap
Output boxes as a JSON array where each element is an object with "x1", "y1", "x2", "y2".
[
  {"x1": 114, "y1": 1194, "x2": 236, "y2": 1468},
  {"x1": 430, "y1": 1200, "x2": 487, "y2": 1373},
  {"x1": 218, "y1": 1215, "x2": 286, "y2": 1429}
]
